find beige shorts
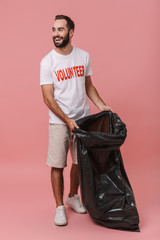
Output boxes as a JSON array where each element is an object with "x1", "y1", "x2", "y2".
[{"x1": 46, "y1": 123, "x2": 78, "y2": 168}]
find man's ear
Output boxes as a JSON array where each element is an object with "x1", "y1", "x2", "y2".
[{"x1": 70, "y1": 29, "x2": 74, "y2": 38}]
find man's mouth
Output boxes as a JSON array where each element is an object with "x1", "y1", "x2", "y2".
[{"x1": 55, "y1": 38, "x2": 62, "y2": 42}]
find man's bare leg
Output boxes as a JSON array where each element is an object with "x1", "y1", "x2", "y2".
[
  {"x1": 51, "y1": 167, "x2": 64, "y2": 207},
  {"x1": 69, "y1": 163, "x2": 79, "y2": 197},
  {"x1": 66, "y1": 163, "x2": 86, "y2": 213}
]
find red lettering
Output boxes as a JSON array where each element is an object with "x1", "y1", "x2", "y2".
[
  {"x1": 55, "y1": 70, "x2": 61, "y2": 81},
  {"x1": 76, "y1": 66, "x2": 80, "y2": 77},
  {"x1": 59, "y1": 70, "x2": 64, "y2": 81},
  {"x1": 82, "y1": 65, "x2": 84, "y2": 76},
  {"x1": 62, "y1": 69, "x2": 68, "y2": 80},
  {"x1": 73, "y1": 66, "x2": 77, "y2": 77},
  {"x1": 79, "y1": 66, "x2": 82, "y2": 77},
  {"x1": 69, "y1": 67, "x2": 74, "y2": 78},
  {"x1": 55, "y1": 65, "x2": 85, "y2": 82},
  {"x1": 65, "y1": 68, "x2": 71, "y2": 79}
]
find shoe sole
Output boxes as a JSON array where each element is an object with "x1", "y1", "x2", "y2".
[
  {"x1": 65, "y1": 201, "x2": 87, "y2": 214},
  {"x1": 54, "y1": 221, "x2": 68, "y2": 226}
]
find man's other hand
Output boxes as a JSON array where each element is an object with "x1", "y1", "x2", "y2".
[
  {"x1": 66, "y1": 118, "x2": 79, "y2": 131},
  {"x1": 99, "y1": 106, "x2": 113, "y2": 112}
]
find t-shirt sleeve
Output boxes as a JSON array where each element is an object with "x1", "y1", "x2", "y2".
[
  {"x1": 85, "y1": 54, "x2": 93, "y2": 76},
  {"x1": 40, "y1": 58, "x2": 53, "y2": 85}
]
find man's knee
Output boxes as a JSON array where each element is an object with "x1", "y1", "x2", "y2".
[
  {"x1": 51, "y1": 167, "x2": 64, "y2": 172},
  {"x1": 72, "y1": 163, "x2": 78, "y2": 169}
]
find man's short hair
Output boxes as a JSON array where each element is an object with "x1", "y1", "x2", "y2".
[{"x1": 55, "y1": 15, "x2": 75, "y2": 31}]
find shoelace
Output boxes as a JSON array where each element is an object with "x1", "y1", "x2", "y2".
[
  {"x1": 57, "y1": 209, "x2": 65, "y2": 217},
  {"x1": 75, "y1": 197, "x2": 82, "y2": 208}
]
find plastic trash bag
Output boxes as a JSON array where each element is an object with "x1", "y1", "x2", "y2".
[{"x1": 74, "y1": 111, "x2": 140, "y2": 232}]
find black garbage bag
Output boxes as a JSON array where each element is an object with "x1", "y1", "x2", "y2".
[{"x1": 74, "y1": 111, "x2": 140, "y2": 232}]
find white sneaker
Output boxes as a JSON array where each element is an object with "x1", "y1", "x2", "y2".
[
  {"x1": 65, "y1": 194, "x2": 87, "y2": 214},
  {"x1": 54, "y1": 205, "x2": 67, "y2": 226}
]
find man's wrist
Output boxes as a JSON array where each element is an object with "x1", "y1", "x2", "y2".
[
  {"x1": 63, "y1": 115, "x2": 70, "y2": 125},
  {"x1": 98, "y1": 104, "x2": 106, "y2": 111}
]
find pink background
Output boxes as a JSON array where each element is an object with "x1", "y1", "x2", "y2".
[{"x1": 0, "y1": 0, "x2": 159, "y2": 239}]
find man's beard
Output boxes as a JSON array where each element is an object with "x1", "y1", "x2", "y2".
[{"x1": 52, "y1": 31, "x2": 70, "y2": 48}]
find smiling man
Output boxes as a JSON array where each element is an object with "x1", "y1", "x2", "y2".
[{"x1": 40, "y1": 15, "x2": 112, "y2": 226}]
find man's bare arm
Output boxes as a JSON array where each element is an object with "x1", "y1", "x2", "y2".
[
  {"x1": 85, "y1": 76, "x2": 113, "y2": 112},
  {"x1": 41, "y1": 84, "x2": 79, "y2": 131}
]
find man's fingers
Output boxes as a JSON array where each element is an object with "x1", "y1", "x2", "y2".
[
  {"x1": 74, "y1": 122, "x2": 79, "y2": 129},
  {"x1": 67, "y1": 118, "x2": 80, "y2": 131},
  {"x1": 71, "y1": 123, "x2": 79, "y2": 131}
]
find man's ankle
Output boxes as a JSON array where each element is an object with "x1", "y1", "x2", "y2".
[
  {"x1": 56, "y1": 203, "x2": 64, "y2": 208},
  {"x1": 69, "y1": 193, "x2": 77, "y2": 198}
]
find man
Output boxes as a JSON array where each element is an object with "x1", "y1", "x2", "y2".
[{"x1": 40, "y1": 15, "x2": 112, "y2": 226}]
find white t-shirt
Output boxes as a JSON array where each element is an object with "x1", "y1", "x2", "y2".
[{"x1": 40, "y1": 46, "x2": 93, "y2": 124}]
